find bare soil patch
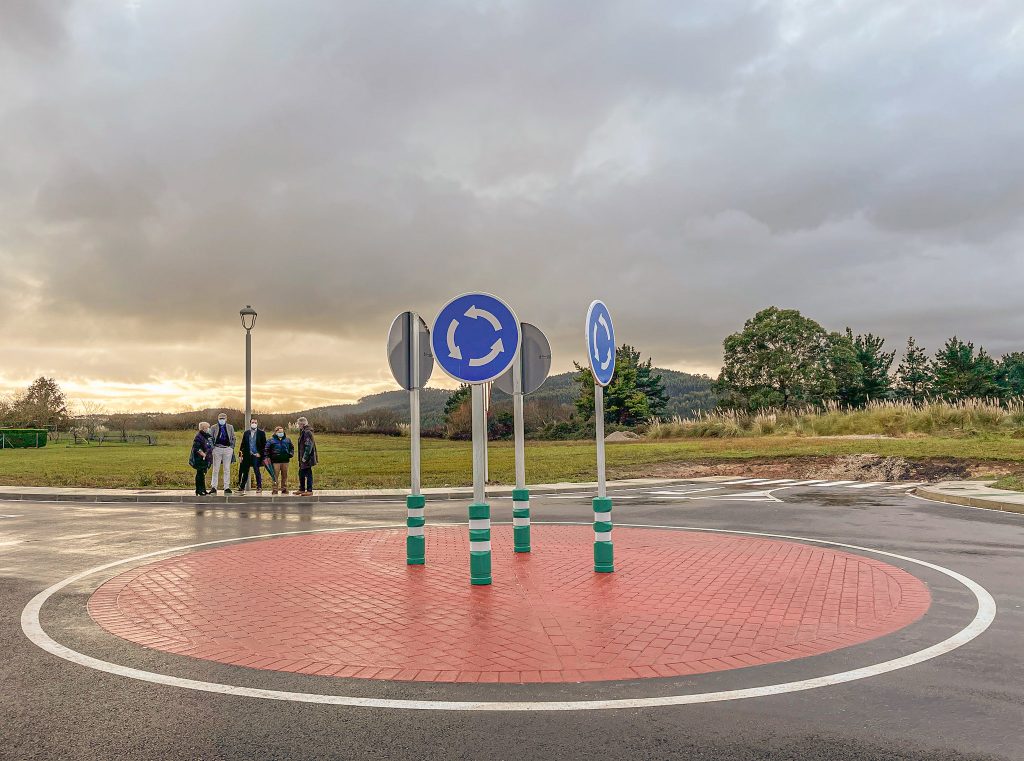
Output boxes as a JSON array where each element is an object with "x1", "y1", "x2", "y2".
[{"x1": 631, "y1": 455, "x2": 1016, "y2": 482}]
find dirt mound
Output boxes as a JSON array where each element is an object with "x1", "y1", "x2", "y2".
[
  {"x1": 605, "y1": 431, "x2": 642, "y2": 442},
  {"x1": 629, "y1": 455, "x2": 992, "y2": 482},
  {"x1": 812, "y1": 455, "x2": 913, "y2": 481}
]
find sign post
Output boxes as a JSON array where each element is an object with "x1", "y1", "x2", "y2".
[
  {"x1": 585, "y1": 300, "x2": 616, "y2": 573},
  {"x1": 388, "y1": 312, "x2": 434, "y2": 566},
  {"x1": 495, "y1": 323, "x2": 552, "y2": 553},
  {"x1": 432, "y1": 293, "x2": 521, "y2": 585}
]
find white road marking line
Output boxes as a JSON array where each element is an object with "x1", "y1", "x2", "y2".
[
  {"x1": 845, "y1": 482, "x2": 886, "y2": 489},
  {"x1": 714, "y1": 478, "x2": 770, "y2": 485},
  {"x1": 21, "y1": 522, "x2": 995, "y2": 712},
  {"x1": 0, "y1": 514, "x2": 23, "y2": 518},
  {"x1": 886, "y1": 482, "x2": 925, "y2": 489},
  {"x1": 814, "y1": 481, "x2": 858, "y2": 487},
  {"x1": 755, "y1": 479, "x2": 801, "y2": 485},
  {"x1": 648, "y1": 488, "x2": 722, "y2": 496},
  {"x1": 0, "y1": 540, "x2": 22, "y2": 547}
]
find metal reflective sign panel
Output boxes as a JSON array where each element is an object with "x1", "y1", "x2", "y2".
[
  {"x1": 431, "y1": 293, "x2": 521, "y2": 384},
  {"x1": 494, "y1": 322, "x2": 552, "y2": 396},
  {"x1": 585, "y1": 300, "x2": 615, "y2": 387},
  {"x1": 387, "y1": 312, "x2": 433, "y2": 390}
]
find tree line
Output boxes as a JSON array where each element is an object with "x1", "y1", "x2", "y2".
[{"x1": 715, "y1": 307, "x2": 1024, "y2": 412}]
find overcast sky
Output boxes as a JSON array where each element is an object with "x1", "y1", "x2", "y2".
[{"x1": 2, "y1": 1, "x2": 1023, "y2": 412}]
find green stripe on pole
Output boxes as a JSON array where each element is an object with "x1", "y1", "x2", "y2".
[
  {"x1": 512, "y1": 488, "x2": 531, "y2": 553},
  {"x1": 468, "y1": 502, "x2": 492, "y2": 585},
  {"x1": 593, "y1": 496, "x2": 614, "y2": 573},
  {"x1": 406, "y1": 494, "x2": 425, "y2": 566}
]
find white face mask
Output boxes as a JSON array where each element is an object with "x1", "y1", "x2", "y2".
[
  {"x1": 218, "y1": 419, "x2": 226, "y2": 425},
  {"x1": 275, "y1": 432, "x2": 283, "y2": 438},
  {"x1": 251, "y1": 423, "x2": 258, "y2": 430}
]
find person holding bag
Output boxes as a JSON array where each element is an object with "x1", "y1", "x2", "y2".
[{"x1": 238, "y1": 417, "x2": 267, "y2": 494}]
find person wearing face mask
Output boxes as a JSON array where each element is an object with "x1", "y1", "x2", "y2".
[
  {"x1": 237, "y1": 417, "x2": 267, "y2": 494},
  {"x1": 264, "y1": 426, "x2": 294, "y2": 495},
  {"x1": 189, "y1": 422, "x2": 214, "y2": 496},
  {"x1": 296, "y1": 417, "x2": 318, "y2": 497},
  {"x1": 208, "y1": 413, "x2": 236, "y2": 495}
]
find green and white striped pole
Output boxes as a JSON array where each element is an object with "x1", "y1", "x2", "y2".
[
  {"x1": 511, "y1": 355, "x2": 531, "y2": 552},
  {"x1": 469, "y1": 383, "x2": 492, "y2": 584},
  {"x1": 406, "y1": 312, "x2": 426, "y2": 565},
  {"x1": 593, "y1": 383, "x2": 613, "y2": 572}
]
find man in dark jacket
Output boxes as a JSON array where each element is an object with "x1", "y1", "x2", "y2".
[
  {"x1": 296, "y1": 417, "x2": 318, "y2": 496},
  {"x1": 237, "y1": 417, "x2": 268, "y2": 494}
]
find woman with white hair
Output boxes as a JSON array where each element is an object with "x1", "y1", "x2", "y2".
[
  {"x1": 296, "y1": 417, "x2": 318, "y2": 497},
  {"x1": 189, "y1": 422, "x2": 214, "y2": 497}
]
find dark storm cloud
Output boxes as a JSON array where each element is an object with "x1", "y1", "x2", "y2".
[{"x1": 2, "y1": 0, "x2": 1024, "y2": 408}]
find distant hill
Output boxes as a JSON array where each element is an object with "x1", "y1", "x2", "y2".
[
  {"x1": 302, "y1": 368, "x2": 716, "y2": 425},
  {"x1": 124, "y1": 368, "x2": 715, "y2": 431}
]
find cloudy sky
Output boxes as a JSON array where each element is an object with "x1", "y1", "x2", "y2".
[{"x1": 2, "y1": 1, "x2": 1023, "y2": 413}]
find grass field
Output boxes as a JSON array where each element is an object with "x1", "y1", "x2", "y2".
[{"x1": 1, "y1": 430, "x2": 1023, "y2": 489}]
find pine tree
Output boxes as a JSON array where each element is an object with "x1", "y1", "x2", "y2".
[
  {"x1": 845, "y1": 329, "x2": 895, "y2": 405},
  {"x1": 894, "y1": 337, "x2": 932, "y2": 404},
  {"x1": 574, "y1": 345, "x2": 668, "y2": 426},
  {"x1": 931, "y1": 337, "x2": 1001, "y2": 400},
  {"x1": 999, "y1": 352, "x2": 1024, "y2": 398}
]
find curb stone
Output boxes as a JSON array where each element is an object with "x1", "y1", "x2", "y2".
[{"x1": 914, "y1": 481, "x2": 1024, "y2": 516}]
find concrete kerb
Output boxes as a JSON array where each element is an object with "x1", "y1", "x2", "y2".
[
  {"x1": 0, "y1": 478, "x2": 687, "y2": 505},
  {"x1": 914, "y1": 481, "x2": 1024, "y2": 516}
]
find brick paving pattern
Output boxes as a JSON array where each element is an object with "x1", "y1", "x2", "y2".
[{"x1": 88, "y1": 526, "x2": 931, "y2": 683}]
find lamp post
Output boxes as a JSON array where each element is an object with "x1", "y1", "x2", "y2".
[{"x1": 240, "y1": 305, "x2": 257, "y2": 430}]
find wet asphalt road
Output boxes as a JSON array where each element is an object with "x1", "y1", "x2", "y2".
[{"x1": 1, "y1": 484, "x2": 1022, "y2": 761}]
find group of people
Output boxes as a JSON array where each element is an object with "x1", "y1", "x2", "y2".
[{"x1": 189, "y1": 414, "x2": 319, "y2": 497}]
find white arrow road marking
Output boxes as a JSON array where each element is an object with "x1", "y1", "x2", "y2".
[
  {"x1": 446, "y1": 319, "x2": 461, "y2": 359},
  {"x1": 465, "y1": 305, "x2": 502, "y2": 331},
  {"x1": 468, "y1": 339, "x2": 505, "y2": 367}
]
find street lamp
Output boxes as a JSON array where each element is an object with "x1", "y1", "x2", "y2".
[{"x1": 240, "y1": 305, "x2": 257, "y2": 430}]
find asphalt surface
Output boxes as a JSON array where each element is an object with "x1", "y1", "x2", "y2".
[{"x1": 1, "y1": 483, "x2": 1022, "y2": 761}]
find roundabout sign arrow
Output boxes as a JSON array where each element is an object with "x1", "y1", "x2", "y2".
[
  {"x1": 432, "y1": 293, "x2": 521, "y2": 384},
  {"x1": 586, "y1": 300, "x2": 615, "y2": 386}
]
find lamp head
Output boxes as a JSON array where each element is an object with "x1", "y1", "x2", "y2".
[{"x1": 240, "y1": 305, "x2": 257, "y2": 331}]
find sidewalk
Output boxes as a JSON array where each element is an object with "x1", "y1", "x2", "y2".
[
  {"x1": 915, "y1": 481, "x2": 1024, "y2": 515},
  {"x1": 0, "y1": 478, "x2": 684, "y2": 504}
]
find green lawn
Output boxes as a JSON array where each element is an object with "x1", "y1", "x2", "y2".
[{"x1": 1, "y1": 431, "x2": 1023, "y2": 489}]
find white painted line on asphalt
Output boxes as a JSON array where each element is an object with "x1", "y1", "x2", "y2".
[
  {"x1": 845, "y1": 482, "x2": 886, "y2": 489},
  {"x1": 648, "y1": 488, "x2": 722, "y2": 496},
  {"x1": 755, "y1": 479, "x2": 801, "y2": 485},
  {"x1": 814, "y1": 481, "x2": 858, "y2": 487},
  {"x1": 0, "y1": 514, "x2": 23, "y2": 519},
  {"x1": 886, "y1": 483, "x2": 925, "y2": 490},
  {"x1": 21, "y1": 521, "x2": 995, "y2": 712},
  {"x1": 0, "y1": 540, "x2": 22, "y2": 547},
  {"x1": 713, "y1": 479, "x2": 770, "y2": 485}
]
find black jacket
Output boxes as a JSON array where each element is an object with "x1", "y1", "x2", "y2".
[{"x1": 239, "y1": 428, "x2": 268, "y2": 464}]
